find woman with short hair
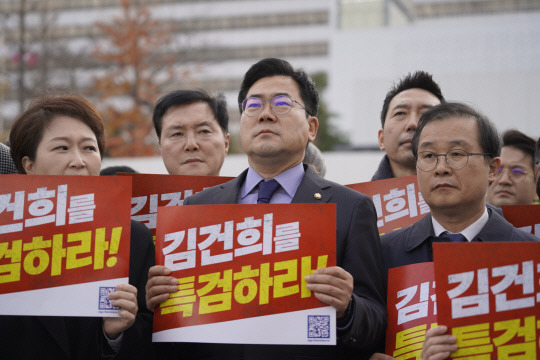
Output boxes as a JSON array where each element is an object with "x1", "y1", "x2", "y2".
[{"x1": 3, "y1": 94, "x2": 155, "y2": 360}]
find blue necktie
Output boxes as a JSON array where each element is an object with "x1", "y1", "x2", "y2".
[
  {"x1": 257, "y1": 179, "x2": 280, "y2": 204},
  {"x1": 443, "y1": 232, "x2": 468, "y2": 243}
]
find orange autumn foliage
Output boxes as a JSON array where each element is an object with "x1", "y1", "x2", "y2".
[{"x1": 91, "y1": 0, "x2": 176, "y2": 157}]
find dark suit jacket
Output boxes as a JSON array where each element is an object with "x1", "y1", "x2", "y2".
[
  {"x1": 157, "y1": 166, "x2": 386, "y2": 360},
  {"x1": 0, "y1": 220, "x2": 155, "y2": 360},
  {"x1": 381, "y1": 207, "x2": 539, "y2": 271},
  {"x1": 371, "y1": 155, "x2": 394, "y2": 181}
]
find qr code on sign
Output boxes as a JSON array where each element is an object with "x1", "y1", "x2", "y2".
[
  {"x1": 307, "y1": 315, "x2": 330, "y2": 339},
  {"x1": 98, "y1": 287, "x2": 120, "y2": 311}
]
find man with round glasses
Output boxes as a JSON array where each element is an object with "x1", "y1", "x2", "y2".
[
  {"x1": 378, "y1": 102, "x2": 538, "y2": 360},
  {"x1": 487, "y1": 129, "x2": 539, "y2": 207},
  {"x1": 241, "y1": 95, "x2": 311, "y2": 117},
  {"x1": 146, "y1": 57, "x2": 386, "y2": 359}
]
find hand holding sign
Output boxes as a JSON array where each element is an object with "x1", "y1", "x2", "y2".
[
  {"x1": 145, "y1": 265, "x2": 178, "y2": 312},
  {"x1": 152, "y1": 203, "x2": 337, "y2": 345},
  {"x1": 305, "y1": 266, "x2": 353, "y2": 318},
  {"x1": 421, "y1": 325, "x2": 457, "y2": 360},
  {"x1": 103, "y1": 283, "x2": 138, "y2": 339}
]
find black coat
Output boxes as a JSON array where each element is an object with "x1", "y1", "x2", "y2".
[{"x1": 371, "y1": 155, "x2": 394, "y2": 181}]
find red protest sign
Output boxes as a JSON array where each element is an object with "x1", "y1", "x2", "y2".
[
  {"x1": 346, "y1": 175, "x2": 429, "y2": 235},
  {"x1": 501, "y1": 204, "x2": 540, "y2": 237},
  {"x1": 385, "y1": 262, "x2": 437, "y2": 358},
  {"x1": 153, "y1": 203, "x2": 337, "y2": 345},
  {"x1": 119, "y1": 173, "x2": 233, "y2": 237},
  {"x1": 0, "y1": 175, "x2": 131, "y2": 316},
  {"x1": 433, "y1": 242, "x2": 540, "y2": 359}
]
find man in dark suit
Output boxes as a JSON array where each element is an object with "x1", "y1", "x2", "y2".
[
  {"x1": 378, "y1": 102, "x2": 539, "y2": 360},
  {"x1": 146, "y1": 58, "x2": 386, "y2": 359}
]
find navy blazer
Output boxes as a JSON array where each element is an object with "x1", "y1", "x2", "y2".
[
  {"x1": 381, "y1": 207, "x2": 539, "y2": 272},
  {"x1": 157, "y1": 166, "x2": 386, "y2": 360}
]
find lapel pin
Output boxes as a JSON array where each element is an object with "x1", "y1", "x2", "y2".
[{"x1": 314, "y1": 193, "x2": 322, "y2": 200}]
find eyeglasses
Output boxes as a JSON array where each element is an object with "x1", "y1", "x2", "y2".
[
  {"x1": 241, "y1": 95, "x2": 312, "y2": 117},
  {"x1": 416, "y1": 149, "x2": 490, "y2": 172},
  {"x1": 494, "y1": 167, "x2": 529, "y2": 183}
]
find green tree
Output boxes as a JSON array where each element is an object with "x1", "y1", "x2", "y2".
[{"x1": 310, "y1": 72, "x2": 349, "y2": 151}]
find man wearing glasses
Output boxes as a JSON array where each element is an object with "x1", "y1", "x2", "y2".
[
  {"x1": 487, "y1": 129, "x2": 539, "y2": 207},
  {"x1": 378, "y1": 102, "x2": 538, "y2": 360},
  {"x1": 146, "y1": 58, "x2": 386, "y2": 359}
]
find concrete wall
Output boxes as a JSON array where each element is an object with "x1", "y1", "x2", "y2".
[{"x1": 328, "y1": 11, "x2": 540, "y2": 147}]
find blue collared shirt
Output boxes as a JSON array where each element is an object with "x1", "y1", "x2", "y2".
[{"x1": 238, "y1": 163, "x2": 305, "y2": 204}]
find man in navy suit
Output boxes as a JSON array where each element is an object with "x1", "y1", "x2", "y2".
[
  {"x1": 379, "y1": 102, "x2": 538, "y2": 360},
  {"x1": 146, "y1": 58, "x2": 386, "y2": 359}
]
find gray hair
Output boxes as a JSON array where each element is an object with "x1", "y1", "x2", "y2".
[{"x1": 303, "y1": 142, "x2": 326, "y2": 177}]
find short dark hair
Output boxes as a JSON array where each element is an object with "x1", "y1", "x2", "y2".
[
  {"x1": 412, "y1": 102, "x2": 500, "y2": 160},
  {"x1": 536, "y1": 137, "x2": 540, "y2": 165},
  {"x1": 100, "y1": 165, "x2": 138, "y2": 175},
  {"x1": 238, "y1": 57, "x2": 319, "y2": 117},
  {"x1": 153, "y1": 89, "x2": 229, "y2": 140},
  {"x1": 380, "y1": 71, "x2": 445, "y2": 127},
  {"x1": 501, "y1": 129, "x2": 536, "y2": 169},
  {"x1": 9, "y1": 94, "x2": 105, "y2": 174}
]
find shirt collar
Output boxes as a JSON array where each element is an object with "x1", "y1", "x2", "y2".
[
  {"x1": 239, "y1": 163, "x2": 305, "y2": 200},
  {"x1": 432, "y1": 206, "x2": 489, "y2": 242}
]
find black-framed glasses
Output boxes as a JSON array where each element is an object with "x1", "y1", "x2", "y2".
[
  {"x1": 241, "y1": 95, "x2": 312, "y2": 117},
  {"x1": 494, "y1": 167, "x2": 529, "y2": 183},
  {"x1": 416, "y1": 149, "x2": 490, "y2": 172}
]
